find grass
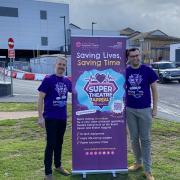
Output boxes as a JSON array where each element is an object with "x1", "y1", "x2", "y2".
[
  {"x1": 0, "y1": 103, "x2": 72, "y2": 112},
  {"x1": 0, "y1": 113, "x2": 179, "y2": 179},
  {"x1": 0, "y1": 102, "x2": 37, "y2": 112}
]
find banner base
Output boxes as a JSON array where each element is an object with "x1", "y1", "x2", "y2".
[{"x1": 72, "y1": 169, "x2": 128, "y2": 179}]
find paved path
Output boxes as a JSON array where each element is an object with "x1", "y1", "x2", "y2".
[
  {"x1": 0, "y1": 76, "x2": 179, "y2": 122},
  {"x1": 0, "y1": 111, "x2": 37, "y2": 120}
]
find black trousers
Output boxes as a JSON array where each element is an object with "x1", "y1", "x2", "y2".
[{"x1": 44, "y1": 119, "x2": 66, "y2": 175}]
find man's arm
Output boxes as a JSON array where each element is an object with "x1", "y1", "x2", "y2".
[
  {"x1": 150, "y1": 81, "x2": 158, "y2": 118},
  {"x1": 38, "y1": 91, "x2": 46, "y2": 128}
]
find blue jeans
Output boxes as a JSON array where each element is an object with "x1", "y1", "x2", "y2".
[{"x1": 126, "y1": 107, "x2": 152, "y2": 173}]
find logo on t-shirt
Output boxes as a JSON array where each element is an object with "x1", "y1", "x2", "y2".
[
  {"x1": 128, "y1": 74, "x2": 144, "y2": 98},
  {"x1": 54, "y1": 82, "x2": 68, "y2": 107}
]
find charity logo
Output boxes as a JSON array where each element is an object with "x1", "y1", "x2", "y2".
[
  {"x1": 108, "y1": 41, "x2": 123, "y2": 49},
  {"x1": 84, "y1": 73, "x2": 118, "y2": 108},
  {"x1": 76, "y1": 42, "x2": 81, "y2": 48},
  {"x1": 53, "y1": 82, "x2": 67, "y2": 107},
  {"x1": 117, "y1": 41, "x2": 122, "y2": 47},
  {"x1": 75, "y1": 69, "x2": 125, "y2": 112},
  {"x1": 75, "y1": 41, "x2": 99, "y2": 49},
  {"x1": 55, "y1": 82, "x2": 67, "y2": 98},
  {"x1": 128, "y1": 74, "x2": 142, "y2": 87},
  {"x1": 128, "y1": 74, "x2": 144, "y2": 98}
]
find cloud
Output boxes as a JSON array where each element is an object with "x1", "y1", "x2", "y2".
[{"x1": 42, "y1": 0, "x2": 180, "y2": 37}]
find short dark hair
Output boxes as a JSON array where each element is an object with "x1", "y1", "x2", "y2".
[{"x1": 126, "y1": 48, "x2": 140, "y2": 57}]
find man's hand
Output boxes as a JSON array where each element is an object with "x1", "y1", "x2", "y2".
[
  {"x1": 38, "y1": 116, "x2": 45, "y2": 128},
  {"x1": 38, "y1": 92, "x2": 46, "y2": 128},
  {"x1": 152, "y1": 107, "x2": 157, "y2": 118}
]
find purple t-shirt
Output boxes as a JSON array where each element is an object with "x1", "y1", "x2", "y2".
[
  {"x1": 38, "y1": 74, "x2": 72, "y2": 120},
  {"x1": 126, "y1": 65, "x2": 158, "y2": 109}
]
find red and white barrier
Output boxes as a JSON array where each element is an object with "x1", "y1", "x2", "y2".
[
  {"x1": 16, "y1": 72, "x2": 24, "y2": 79},
  {"x1": 35, "y1": 74, "x2": 47, "y2": 81},
  {"x1": 5, "y1": 69, "x2": 8, "y2": 76},
  {"x1": 1, "y1": 68, "x2": 71, "y2": 81},
  {"x1": 7, "y1": 71, "x2": 11, "y2": 77},
  {"x1": 23, "y1": 73, "x2": 35, "y2": 80},
  {"x1": 12, "y1": 72, "x2": 17, "y2": 78}
]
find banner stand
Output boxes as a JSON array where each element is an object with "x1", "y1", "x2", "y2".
[
  {"x1": 71, "y1": 36, "x2": 127, "y2": 177},
  {"x1": 72, "y1": 169, "x2": 128, "y2": 179}
]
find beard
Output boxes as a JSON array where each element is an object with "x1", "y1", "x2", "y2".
[
  {"x1": 56, "y1": 68, "x2": 65, "y2": 75},
  {"x1": 133, "y1": 63, "x2": 140, "y2": 67},
  {"x1": 130, "y1": 60, "x2": 141, "y2": 69},
  {"x1": 58, "y1": 67, "x2": 65, "y2": 71}
]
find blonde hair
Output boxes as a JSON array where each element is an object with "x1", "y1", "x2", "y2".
[{"x1": 56, "y1": 55, "x2": 67, "y2": 64}]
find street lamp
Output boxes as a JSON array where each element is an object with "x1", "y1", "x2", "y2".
[
  {"x1": 60, "y1": 16, "x2": 67, "y2": 57},
  {"x1": 92, "y1": 22, "x2": 96, "y2": 36},
  {"x1": 60, "y1": 16, "x2": 67, "y2": 75}
]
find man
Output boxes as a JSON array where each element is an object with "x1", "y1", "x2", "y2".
[
  {"x1": 126, "y1": 48, "x2": 158, "y2": 180},
  {"x1": 38, "y1": 56, "x2": 72, "y2": 180}
]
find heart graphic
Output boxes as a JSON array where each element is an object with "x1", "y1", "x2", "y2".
[{"x1": 95, "y1": 73, "x2": 106, "y2": 83}]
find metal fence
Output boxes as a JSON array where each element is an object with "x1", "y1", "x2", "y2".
[
  {"x1": 0, "y1": 61, "x2": 8, "y2": 82},
  {"x1": 7, "y1": 61, "x2": 31, "y2": 72},
  {"x1": 30, "y1": 56, "x2": 71, "y2": 76}
]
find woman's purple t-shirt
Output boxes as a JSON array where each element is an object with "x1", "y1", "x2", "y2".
[
  {"x1": 38, "y1": 74, "x2": 72, "y2": 120},
  {"x1": 126, "y1": 65, "x2": 158, "y2": 109}
]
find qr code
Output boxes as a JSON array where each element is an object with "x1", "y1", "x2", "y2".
[
  {"x1": 114, "y1": 102, "x2": 122, "y2": 110},
  {"x1": 111, "y1": 100, "x2": 124, "y2": 113}
]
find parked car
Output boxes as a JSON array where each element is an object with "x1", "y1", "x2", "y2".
[
  {"x1": 175, "y1": 62, "x2": 180, "y2": 68},
  {"x1": 151, "y1": 61, "x2": 180, "y2": 83}
]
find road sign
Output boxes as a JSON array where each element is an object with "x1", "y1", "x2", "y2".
[
  {"x1": 8, "y1": 38, "x2": 14, "y2": 49},
  {"x1": 8, "y1": 49, "x2": 15, "y2": 58},
  {"x1": 7, "y1": 38, "x2": 15, "y2": 97}
]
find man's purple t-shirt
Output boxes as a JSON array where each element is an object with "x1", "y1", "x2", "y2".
[
  {"x1": 38, "y1": 74, "x2": 72, "y2": 120},
  {"x1": 126, "y1": 65, "x2": 158, "y2": 109}
]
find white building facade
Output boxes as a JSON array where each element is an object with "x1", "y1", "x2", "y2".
[
  {"x1": 0, "y1": 0, "x2": 69, "y2": 51},
  {"x1": 170, "y1": 43, "x2": 180, "y2": 63}
]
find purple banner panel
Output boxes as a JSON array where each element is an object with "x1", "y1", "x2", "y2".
[{"x1": 72, "y1": 36, "x2": 127, "y2": 172}]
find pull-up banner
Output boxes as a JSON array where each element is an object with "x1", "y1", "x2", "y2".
[{"x1": 71, "y1": 36, "x2": 127, "y2": 175}]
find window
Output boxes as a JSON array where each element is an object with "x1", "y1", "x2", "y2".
[
  {"x1": 41, "y1": 37, "x2": 48, "y2": 46},
  {"x1": 40, "y1": 10, "x2": 47, "y2": 20},
  {"x1": 175, "y1": 49, "x2": 180, "y2": 62},
  {"x1": 0, "y1": 6, "x2": 18, "y2": 17},
  {"x1": 159, "y1": 63, "x2": 176, "y2": 69},
  {"x1": 151, "y1": 64, "x2": 158, "y2": 69}
]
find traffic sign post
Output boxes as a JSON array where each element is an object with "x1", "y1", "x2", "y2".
[
  {"x1": 8, "y1": 38, "x2": 15, "y2": 96},
  {"x1": 10, "y1": 58, "x2": 13, "y2": 96},
  {"x1": 8, "y1": 49, "x2": 15, "y2": 58},
  {"x1": 8, "y1": 38, "x2": 14, "y2": 49}
]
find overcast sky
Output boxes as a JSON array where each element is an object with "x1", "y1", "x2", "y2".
[{"x1": 42, "y1": 0, "x2": 180, "y2": 37}]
